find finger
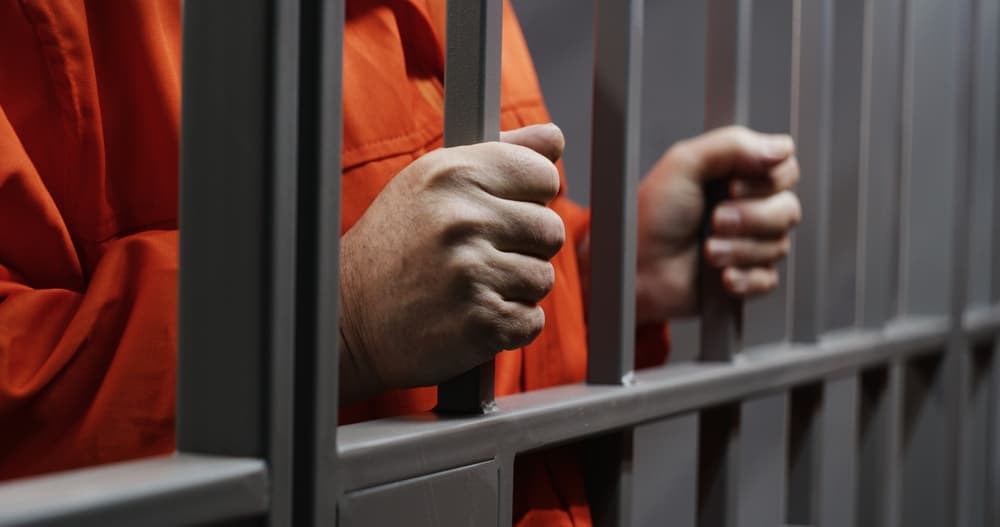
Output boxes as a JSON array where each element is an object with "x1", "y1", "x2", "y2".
[
  {"x1": 712, "y1": 190, "x2": 802, "y2": 237},
  {"x1": 480, "y1": 248, "x2": 556, "y2": 303},
  {"x1": 722, "y1": 266, "x2": 779, "y2": 297},
  {"x1": 483, "y1": 198, "x2": 566, "y2": 259},
  {"x1": 705, "y1": 236, "x2": 791, "y2": 267},
  {"x1": 472, "y1": 290, "x2": 546, "y2": 352},
  {"x1": 500, "y1": 123, "x2": 565, "y2": 163},
  {"x1": 463, "y1": 140, "x2": 561, "y2": 204},
  {"x1": 669, "y1": 126, "x2": 795, "y2": 182},
  {"x1": 729, "y1": 156, "x2": 800, "y2": 198}
]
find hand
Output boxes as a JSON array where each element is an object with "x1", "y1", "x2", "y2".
[
  {"x1": 635, "y1": 126, "x2": 801, "y2": 323},
  {"x1": 339, "y1": 124, "x2": 566, "y2": 403}
]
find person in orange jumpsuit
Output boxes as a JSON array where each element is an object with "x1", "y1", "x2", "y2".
[{"x1": 0, "y1": 1, "x2": 801, "y2": 525}]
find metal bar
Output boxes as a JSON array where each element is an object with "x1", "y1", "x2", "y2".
[
  {"x1": 959, "y1": 343, "x2": 995, "y2": 526},
  {"x1": 700, "y1": 0, "x2": 750, "y2": 362},
  {"x1": 336, "y1": 315, "x2": 949, "y2": 492},
  {"x1": 856, "y1": 364, "x2": 903, "y2": 527},
  {"x1": 966, "y1": 0, "x2": 1000, "y2": 308},
  {"x1": 296, "y1": 0, "x2": 344, "y2": 524},
  {"x1": 825, "y1": 0, "x2": 867, "y2": 333},
  {"x1": 435, "y1": 0, "x2": 503, "y2": 415},
  {"x1": 789, "y1": 0, "x2": 834, "y2": 343},
  {"x1": 632, "y1": 415, "x2": 698, "y2": 527},
  {"x1": 586, "y1": 0, "x2": 644, "y2": 521},
  {"x1": 816, "y1": 375, "x2": 859, "y2": 527},
  {"x1": 735, "y1": 393, "x2": 788, "y2": 527},
  {"x1": 0, "y1": 455, "x2": 267, "y2": 527},
  {"x1": 698, "y1": 405, "x2": 740, "y2": 527},
  {"x1": 587, "y1": 0, "x2": 643, "y2": 384},
  {"x1": 177, "y1": 2, "x2": 298, "y2": 524},
  {"x1": 857, "y1": 0, "x2": 905, "y2": 329},
  {"x1": 743, "y1": 0, "x2": 795, "y2": 348},
  {"x1": 900, "y1": 353, "x2": 952, "y2": 527},
  {"x1": 586, "y1": 431, "x2": 634, "y2": 527}
]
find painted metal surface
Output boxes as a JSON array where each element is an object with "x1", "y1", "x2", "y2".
[
  {"x1": 435, "y1": 0, "x2": 504, "y2": 415},
  {"x1": 0, "y1": 455, "x2": 268, "y2": 527}
]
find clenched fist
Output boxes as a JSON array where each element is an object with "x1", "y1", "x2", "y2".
[{"x1": 339, "y1": 124, "x2": 566, "y2": 403}]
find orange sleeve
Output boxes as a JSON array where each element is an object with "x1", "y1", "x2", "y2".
[
  {"x1": 0, "y1": 1, "x2": 180, "y2": 480},
  {"x1": 0, "y1": 113, "x2": 176, "y2": 481}
]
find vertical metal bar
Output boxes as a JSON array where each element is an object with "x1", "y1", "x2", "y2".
[
  {"x1": 825, "y1": 0, "x2": 866, "y2": 333},
  {"x1": 698, "y1": 405, "x2": 740, "y2": 527},
  {"x1": 967, "y1": 0, "x2": 1000, "y2": 308},
  {"x1": 296, "y1": 0, "x2": 344, "y2": 524},
  {"x1": 587, "y1": 0, "x2": 643, "y2": 385},
  {"x1": 816, "y1": 375, "x2": 859, "y2": 527},
  {"x1": 743, "y1": 0, "x2": 795, "y2": 349},
  {"x1": 789, "y1": 0, "x2": 834, "y2": 343},
  {"x1": 857, "y1": 0, "x2": 905, "y2": 329},
  {"x1": 856, "y1": 364, "x2": 903, "y2": 527},
  {"x1": 786, "y1": 384, "x2": 821, "y2": 524},
  {"x1": 960, "y1": 344, "x2": 995, "y2": 526},
  {"x1": 585, "y1": 0, "x2": 643, "y2": 521},
  {"x1": 177, "y1": 2, "x2": 298, "y2": 525},
  {"x1": 586, "y1": 431, "x2": 634, "y2": 527},
  {"x1": 435, "y1": 0, "x2": 503, "y2": 414},
  {"x1": 900, "y1": 353, "x2": 954, "y2": 527},
  {"x1": 632, "y1": 415, "x2": 698, "y2": 527},
  {"x1": 736, "y1": 393, "x2": 788, "y2": 527},
  {"x1": 700, "y1": 0, "x2": 750, "y2": 362}
]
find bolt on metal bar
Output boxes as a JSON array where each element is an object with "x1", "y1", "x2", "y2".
[
  {"x1": 435, "y1": 0, "x2": 503, "y2": 415},
  {"x1": 296, "y1": 0, "x2": 345, "y2": 524},
  {"x1": 700, "y1": 0, "x2": 750, "y2": 363},
  {"x1": 177, "y1": 1, "x2": 299, "y2": 524}
]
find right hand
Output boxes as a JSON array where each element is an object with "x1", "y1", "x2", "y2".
[{"x1": 339, "y1": 124, "x2": 567, "y2": 403}]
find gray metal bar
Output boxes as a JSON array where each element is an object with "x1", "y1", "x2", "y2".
[
  {"x1": 966, "y1": 0, "x2": 1000, "y2": 308},
  {"x1": 789, "y1": 0, "x2": 834, "y2": 343},
  {"x1": 898, "y1": 0, "x2": 964, "y2": 317},
  {"x1": 177, "y1": 2, "x2": 298, "y2": 524},
  {"x1": 295, "y1": 0, "x2": 344, "y2": 524},
  {"x1": 825, "y1": 0, "x2": 866, "y2": 333},
  {"x1": 856, "y1": 364, "x2": 903, "y2": 527},
  {"x1": 435, "y1": 0, "x2": 503, "y2": 414},
  {"x1": 743, "y1": 0, "x2": 795, "y2": 348},
  {"x1": 735, "y1": 393, "x2": 788, "y2": 527},
  {"x1": 700, "y1": 0, "x2": 749, "y2": 362},
  {"x1": 990, "y1": 338, "x2": 1000, "y2": 526},
  {"x1": 857, "y1": 0, "x2": 905, "y2": 329},
  {"x1": 816, "y1": 375, "x2": 859, "y2": 527},
  {"x1": 900, "y1": 353, "x2": 952, "y2": 527},
  {"x1": 786, "y1": 383, "x2": 821, "y2": 524},
  {"x1": 0, "y1": 455, "x2": 267, "y2": 527},
  {"x1": 959, "y1": 342, "x2": 995, "y2": 526},
  {"x1": 336, "y1": 315, "x2": 948, "y2": 492},
  {"x1": 587, "y1": 0, "x2": 643, "y2": 384},
  {"x1": 632, "y1": 415, "x2": 698, "y2": 527},
  {"x1": 586, "y1": 431, "x2": 634, "y2": 527},
  {"x1": 698, "y1": 405, "x2": 740, "y2": 527}
]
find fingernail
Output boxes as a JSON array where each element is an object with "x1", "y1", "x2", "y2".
[
  {"x1": 706, "y1": 239, "x2": 733, "y2": 265},
  {"x1": 724, "y1": 268, "x2": 745, "y2": 293},
  {"x1": 730, "y1": 180, "x2": 749, "y2": 198},
  {"x1": 714, "y1": 206, "x2": 741, "y2": 230},
  {"x1": 761, "y1": 135, "x2": 793, "y2": 159}
]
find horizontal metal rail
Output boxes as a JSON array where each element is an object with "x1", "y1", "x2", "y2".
[
  {"x1": 333, "y1": 311, "x2": 993, "y2": 491},
  {"x1": 0, "y1": 455, "x2": 268, "y2": 527}
]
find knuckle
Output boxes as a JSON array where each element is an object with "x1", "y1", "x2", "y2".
[
  {"x1": 537, "y1": 208, "x2": 566, "y2": 253},
  {"x1": 438, "y1": 205, "x2": 491, "y2": 244},
  {"x1": 523, "y1": 261, "x2": 556, "y2": 297}
]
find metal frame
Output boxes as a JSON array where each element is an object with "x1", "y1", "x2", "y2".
[{"x1": 1, "y1": 0, "x2": 999, "y2": 526}]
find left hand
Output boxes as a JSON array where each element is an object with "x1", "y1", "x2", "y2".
[{"x1": 635, "y1": 126, "x2": 801, "y2": 323}]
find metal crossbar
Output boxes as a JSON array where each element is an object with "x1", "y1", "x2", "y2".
[{"x1": 0, "y1": 0, "x2": 999, "y2": 526}]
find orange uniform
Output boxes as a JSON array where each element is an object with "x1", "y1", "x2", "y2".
[{"x1": 0, "y1": 1, "x2": 666, "y2": 525}]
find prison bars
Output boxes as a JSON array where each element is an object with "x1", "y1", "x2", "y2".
[{"x1": 0, "y1": 0, "x2": 999, "y2": 526}]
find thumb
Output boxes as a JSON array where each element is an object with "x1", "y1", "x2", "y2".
[
  {"x1": 677, "y1": 126, "x2": 794, "y2": 182},
  {"x1": 500, "y1": 123, "x2": 565, "y2": 163}
]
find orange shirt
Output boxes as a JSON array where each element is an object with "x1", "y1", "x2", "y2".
[{"x1": 0, "y1": 1, "x2": 667, "y2": 525}]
